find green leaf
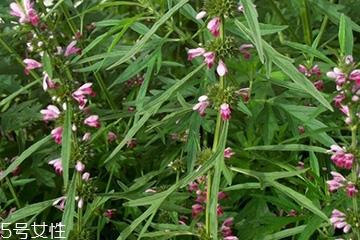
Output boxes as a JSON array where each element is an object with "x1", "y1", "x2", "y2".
[
  {"x1": 61, "y1": 104, "x2": 72, "y2": 188},
  {"x1": 234, "y1": 19, "x2": 333, "y2": 111},
  {"x1": 245, "y1": 144, "x2": 328, "y2": 153},
  {"x1": 269, "y1": 181, "x2": 328, "y2": 221},
  {"x1": 104, "y1": 64, "x2": 204, "y2": 163},
  {"x1": 263, "y1": 225, "x2": 306, "y2": 240},
  {"x1": 42, "y1": 52, "x2": 53, "y2": 78},
  {"x1": 240, "y1": 0, "x2": 265, "y2": 63},
  {"x1": 61, "y1": 173, "x2": 77, "y2": 239},
  {"x1": 2, "y1": 199, "x2": 54, "y2": 224},
  {"x1": 339, "y1": 14, "x2": 353, "y2": 56},
  {"x1": 107, "y1": 0, "x2": 189, "y2": 69},
  {"x1": 309, "y1": 0, "x2": 360, "y2": 32},
  {"x1": 284, "y1": 41, "x2": 336, "y2": 66},
  {"x1": 0, "y1": 135, "x2": 51, "y2": 181},
  {"x1": 209, "y1": 121, "x2": 229, "y2": 237}
]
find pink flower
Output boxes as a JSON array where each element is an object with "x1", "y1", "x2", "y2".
[
  {"x1": 72, "y1": 83, "x2": 95, "y2": 109},
  {"x1": 222, "y1": 217, "x2": 234, "y2": 227},
  {"x1": 195, "y1": 190, "x2": 207, "y2": 203},
  {"x1": 224, "y1": 236, "x2": 239, "y2": 240},
  {"x1": 108, "y1": 132, "x2": 117, "y2": 143},
  {"x1": 187, "y1": 48, "x2": 205, "y2": 61},
  {"x1": 236, "y1": 87, "x2": 250, "y2": 102},
  {"x1": 82, "y1": 132, "x2": 91, "y2": 141},
  {"x1": 193, "y1": 95, "x2": 210, "y2": 116},
  {"x1": 84, "y1": 115, "x2": 100, "y2": 128},
  {"x1": 314, "y1": 80, "x2": 324, "y2": 91},
  {"x1": 218, "y1": 191, "x2": 227, "y2": 200},
  {"x1": 51, "y1": 127, "x2": 63, "y2": 144},
  {"x1": 224, "y1": 147, "x2": 234, "y2": 159},
  {"x1": 349, "y1": 69, "x2": 360, "y2": 86},
  {"x1": 178, "y1": 215, "x2": 188, "y2": 225},
  {"x1": 49, "y1": 158, "x2": 62, "y2": 175},
  {"x1": 217, "y1": 59, "x2": 228, "y2": 77},
  {"x1": 330, "y1": 209, "x2": 352, "y2": 233},
  {"x1": 192, "y1": 204, "x2": 204, "y2": 218},
  {"x1": 75, "y1": 161, "x2": 85, "y2": 172},
  {"x1": 345, "y1": 55, "x2": 354, "y2": 65},
  {"x1": 127, "y1": 138, "x2": 137, "y2": 148},
  {"x1": 238, "y1": 4, "x2": 245, "y2": 12},
  {"x1": 217, "y1": 204, "x2": 224, "y2": 216},
  {"x1": 53, "y1": 196, "x2": 66, "y2": 211},
  {"x1": 42, "y1": 72, "x2": 58, "y2": 91},
  {"x1": 240, "y1": 44, "x2": 254, "y2": 60},
  {"x1": 203, "y1": 52, "x2": 216, "y2": 68},
  {"x1": 327, "y1": 68, "x2": 346, "y2": 89},
  {"x1": 23, "y1": 58, "x2": 42, "y2": 75},
  {"x1": 82, "y1": 172, "x2": 90, "y2": 182},
  {"x1": 104, "y1": 209, "x2": 116, "y2": 219},
  {"x1": 10, "y1": 2, "x2": 28, "y2": 24},
  {"x1": 346, "y1": 183, "x2": 358, "y2": 197},
  {"x1": 64, "y1": 41, "x2": 81, "y2": 57},
  {"x1": 10, "y1": 0, "x2": 39, "y2": 26},
  {"x1": 220, "y1": 103, "x2": 231, "y2": 120},
  {"x1": 333, "y1": 94, "x2": 345, "y2": 108},
  {"x1": 329, "y1": 145, "x2": 354, "y2": 169},
  {"x1": 207, "y1": 17, "x2": 221, "y2": 37},
  {"x1": 196, "y1": 11, "x2": 207, "y2": 20},
  {"x1": 340, "y1": 105, "x2": 350, "y2": 116},
  {"x1": 221, "y1": 218, "x2": 234, "y2": 237},
  {"x1": 40, "y1": 105, "x2": 61, "y2": 121},
  {"x1": 326, "y1": 171, "x2": 346, "y2": 192},
  {"x1": 188, "y1": 182, "x2": 199, "y2": 192},
  {"x1": 287, "y1": 209, "x2": 297, "y2": 216},
  {"x1": 76, "y1": 83, "x2": 95, "y2": 96},
  {"x1": 298, "y1": 64, "x2": 310, "y2": 77},
  {"x1": 311, "y1": 65, "x2": 321, "y2": 76},
  {"x1": 76, "y1": 197, "x2": 84, "y2": 209}
]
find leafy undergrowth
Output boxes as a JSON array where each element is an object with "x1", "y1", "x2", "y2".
[{"x1": 0, "y1": 0, "x2": 360, "y2": 239}]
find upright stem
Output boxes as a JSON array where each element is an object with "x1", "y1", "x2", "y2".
[
  {"x1": 299, "y1": 0, "x2": 312, "y2": 45},
  {"x1": 205, "y1": 16, "x2": 225, "y2": 236},
  {"x1": 350, "y1": 123, "x2": 360, "y2": 238},
  {"x1": 6, "y1": 177, "x2": 21, "y2": 209}
]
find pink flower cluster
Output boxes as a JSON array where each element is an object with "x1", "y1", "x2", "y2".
[
  {"x1": 327, "y1": 56, "x2": 360, "y2": 125},
  {"x1": 187, "y1": 48, "x2": 227, "y2": 77},
  {"x1": 326, "y1": 171, "x2": 358, "y2": 197},
  {"x1": 72, "y1": 83, "x2": 96, "y2": 110},
  {"x1": 330, "y1": 209, "x2": 352, "y2": 233},
  {"x1": 193, "y1": 95, "x2": 210, "y2": 116},
  {"x1": 10, "y1": 0, "x2": 39, "y2": 26},
  {"x1": 298, "y1": 64, "x2": 324, "y2": 91},
  {"x1": 189, "y1": 177, "x2": 227, "y2": 218},
  {"x1": 221, "y1": 217, "x2": 238, "y2": 240},
  {"x1": 327, "y1": 145, "x2": 354, "y2": 170}
]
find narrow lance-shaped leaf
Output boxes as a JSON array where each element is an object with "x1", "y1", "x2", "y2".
[
  {"x1": 3, "y1": 199, "x2": 54, "y2": 224},
  {"x1": 61, "y1": 103, "x2": 72, "y2": 188},
  {"x1": 0, "y1": 135, "x2": 51, "y2": 181},
  {"x1": 240, "y1": 0, "x2": 265, "y2": 63},
  {"x1": 108, "y1": 0, "x2": 189, "y2": 69},
  {"x1": 61, "y1": 173, "x2": 77, "y2": 239},
  {"x1": 339, "y1": 14, "x2": 353, "y2": 56},
  {"x1": 104, "y1": 64, "x2": 204, "y2": 163}
]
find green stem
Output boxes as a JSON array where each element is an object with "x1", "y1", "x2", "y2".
[
  {"x1": 6, "y1": 177, "x2": 21, "y2": 209},
  {"x1": 205, "y1": 16, "x2": 225, "y2": 237},
  {"x1": 350, "y1": 123, "x2": 360, "y2": 238},
  {"x1": 299, "y1": 0, "x2": 312, "y2": 45}
]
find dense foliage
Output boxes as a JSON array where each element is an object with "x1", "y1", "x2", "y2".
[{"x1": 1, "y1": 0, "x2": 360, "y2": 239}]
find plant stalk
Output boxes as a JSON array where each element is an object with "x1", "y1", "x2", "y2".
[{"x1": 205, "y1": 15, "x2": 225, "y2": 237}]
